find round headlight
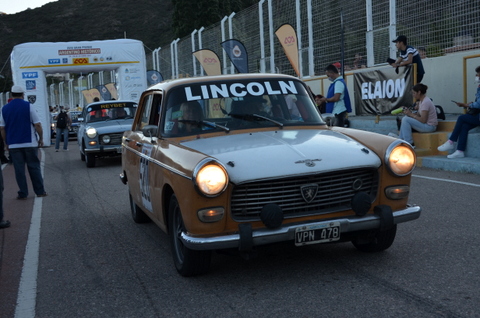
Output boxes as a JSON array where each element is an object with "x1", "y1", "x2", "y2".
[
  {"x1": 102, "y1": 135, "x2": 111, "y2": 144},
  {"x1": 194, "y1": 160, "x2": 228, "y2": 197},
  {"x1": 386, "y1": 140, "x2": 416, "y2": 176},
  {"x1": 86, "y1": 127, "x2": 97, "y2": 138}
]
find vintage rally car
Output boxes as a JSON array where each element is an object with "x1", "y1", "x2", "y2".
[
  {"x1": 120, "y1": 73, "x2": 421, "y2": 276},
  {"x1": 77, "y1": 100, "x2": 137, "y2": 167}
]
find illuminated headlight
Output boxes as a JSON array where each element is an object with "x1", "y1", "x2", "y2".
[
  {"x1": 86, "y1": 127, "x2": 97, "y2": 138},
  {"x1": 102, "y1": 135, "x2": 111, "y2": 144},
  {"x1": 194, "y1": 159, "x2": 229, "y2": 197},
  {"x1": 385, "y1": 140, "x2": 416, "y2": 176}
]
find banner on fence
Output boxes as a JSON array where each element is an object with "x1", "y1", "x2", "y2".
[
  {"x1": 353, "y1": 66, "x2": 414, "y2": 115},
  {"x1": 193, "y1": 49, "x2": 222, "y2": 76},
  {"x1": 221, "y1": 39, "x2": 249, "y2": 73},
  {"x1": 275, "y1": 23, "x2": 300, "y2": 77}
]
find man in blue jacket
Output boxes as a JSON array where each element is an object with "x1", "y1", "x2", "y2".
[
  {"x1": 319, "y1": 64, "x2": 352, "y2": 127},
  {"x1": 0, "y1": 85, "x2": 47, "y2": 200}
]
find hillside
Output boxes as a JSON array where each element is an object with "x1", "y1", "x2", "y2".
[{"x1": 0, "y1": 0, "x2": 175, "y2": 91}]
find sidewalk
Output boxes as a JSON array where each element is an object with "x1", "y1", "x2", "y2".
[
  {"x1": 348, "y1": 114, "x2": 480, "y2": 175},
  {"x1": 0, "y1": 163, "x2": 36, "y2": 316}
]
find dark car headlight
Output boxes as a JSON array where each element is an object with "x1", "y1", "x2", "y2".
[
  {"x1": 385, "y1": 140, "x2": 416, "y2": 176},
  {"x1": 193, "y1": 159, "x2": 229, "y2": 197},
  {"x1": 102, "y1": 135, "x2": 111, "y2": 144}
]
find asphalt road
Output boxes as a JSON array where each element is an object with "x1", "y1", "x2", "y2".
[{"x1": 1, "y1": 146, "x2": 479, "y2": 318}]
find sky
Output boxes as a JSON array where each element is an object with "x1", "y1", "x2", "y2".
[{"x1": 0, "y1": 0, "x2": 59, "y2": 14}]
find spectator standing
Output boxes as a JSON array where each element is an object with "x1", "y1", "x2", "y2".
[
  {"x1": 418, "y1": 46, "x2": 427, "y2": 59},
  {"x1": 0, "y1": 85, "x2": 47, "y2": 200},
  {"x1": 391, "y1": 35, "x2": 425, "y2": 83},
  {"x1": 437, "y1": 66, "x2": 480, "y2": 158},
  {"x1": 54, "y1": 106, "x2": 71, "y2": 151},
  {"x1": 0, "y1": 167, "x2": 10, "y2": 229},
  {"x1": 0, "y1": 133, "x2": 9, "y2": 163},
  {"x1": 314, "y1": 94, "x2": 326, "y2": 114},
  {"x1": 319, "y1": 64, "x2": 352, "y2": 127}
]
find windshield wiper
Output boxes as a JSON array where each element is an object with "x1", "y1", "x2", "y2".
[
  {"x1": 177, "y1": 120, "x2": 230, "y2": 133},
  {"x1": 229, "y1": 113, "x2": 284, "y2": 128},
  {"x1": 201, "y1": 120, "x2": 230, "y2": 132}
]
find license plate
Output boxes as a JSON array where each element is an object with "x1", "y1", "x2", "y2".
[{"x1": 295, "y1": 222, "x2": 340, "y2": 246}]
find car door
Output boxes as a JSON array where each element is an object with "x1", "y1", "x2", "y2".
[{"x1": 123, "y1": 92, "x2": 163, "y2": 220}]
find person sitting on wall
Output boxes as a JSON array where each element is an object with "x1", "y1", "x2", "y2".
[{"x1": 397, "y1": 83, "x2": 437, "y2": 147}]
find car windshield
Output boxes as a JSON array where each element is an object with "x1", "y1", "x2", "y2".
[
  {"x1": 162, "y1": 78, "x2": 324, "y2": 137},
  {"x1": 84, "y1": 102, "x2": 137, "y2": 123}
]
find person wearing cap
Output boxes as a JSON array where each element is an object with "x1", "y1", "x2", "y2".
[
  {"x1": 391, "y1": 35, "x2": 425, "y2": 83},
  {"x1": 0, "y1": 85, "x2": 47, "y2": 200}
]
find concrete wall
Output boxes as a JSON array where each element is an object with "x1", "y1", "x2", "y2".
[{"x1": 303, "y1": 49, "x2": 480, "y2": 116}]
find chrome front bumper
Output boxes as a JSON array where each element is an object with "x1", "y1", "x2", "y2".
[
  {"x1": 181, "y1": 205, "x2": 421, "y2": 251},
  {"x1": 84, "y1": 145, "x2": 122, "y2": 154}
]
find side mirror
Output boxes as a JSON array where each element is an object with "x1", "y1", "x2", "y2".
[{"x1": 142, "y1": 125, "x2": 158, "y2": 140}]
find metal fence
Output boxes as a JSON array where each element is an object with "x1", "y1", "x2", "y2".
[{"x1": 148, "y1": 0, "x2": 480, "y2": 80}]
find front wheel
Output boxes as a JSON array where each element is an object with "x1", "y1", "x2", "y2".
[
  {"x1": 168, "y1": 194, "x2": 211, "y2": 276},
  {"x1": 352, "y1": 225, "x2": 397, "y2": 253},
  {"x1": 129, "y1": 193, "x2": 150, "y2": 223},
  {"x1": 85, "y1": 153, "x2": 96, "y2": 168}
]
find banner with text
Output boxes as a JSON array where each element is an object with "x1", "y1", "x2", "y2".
[
  {"x1": 193, "y1": 49, "x2": 222, "y2": 76},
  {"x1": 221, "y1": 39, "x2": 249, "y2": 73},
  {"x1": 275, "y1": 23, "x2": 300, "y2": 77},
  {"x1": 353, "y1": 66, "x2": 413, "y2": 115}
]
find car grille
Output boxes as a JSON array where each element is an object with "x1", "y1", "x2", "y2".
[
  {"x1": 99, "y1": 133, "x2": 123, "y2": 145},
  {"x1": 230, "y1": 168, "x2": 379, "y2": 221}
]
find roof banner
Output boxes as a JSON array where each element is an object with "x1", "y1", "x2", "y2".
[
  {"x1": 221, "y1": 39, "x2": 249, "y2": 73},
  {"x1": 193, "y1": 49, "x2": 222, "y2": 76},
  {"x1": 275, "y1": 24, "x2": 300, "y2": 77}
]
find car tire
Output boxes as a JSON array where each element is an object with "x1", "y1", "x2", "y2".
[
  {"x1": 129, "y1": 193, "x2": 150, "y2": 223},
  {"x1": 85, "y1": 153, "x2": 96, "y2": 168},
  {"x1": 168, "y1": 194, "x2": 211, "y2": 276},
  {"x1": 80, "y1": 151, "x2": 85, "y2": 161},
  {"x1": 352, "y1": 224, "x2": 397, "y2": 253}
]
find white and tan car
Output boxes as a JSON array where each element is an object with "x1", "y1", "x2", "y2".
[{"x1": 120, "y1": 73, "x2": 421, "y2": 276}]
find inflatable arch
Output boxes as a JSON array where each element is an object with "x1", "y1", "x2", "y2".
[{"x1": 10, "y1": 39, "x2": 147, "y2": 145}]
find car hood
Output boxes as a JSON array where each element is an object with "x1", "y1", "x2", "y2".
[
  {"x1": 181, "y1": 129, "x2": 382, "y2": 184},
  {"x1": 86, "y1": 119, "x2": 133, "y2": 133}
]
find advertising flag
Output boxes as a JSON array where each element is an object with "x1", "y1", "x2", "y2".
[
  {"x1": 353, "y1": 66, "x2": 414, "y2": 115},
  {"x1": 82, "y1": 88, "x2": 102, "y2": 104},
  {"x1": 105, "y1": 83, "x2": 118, "y2": 100},
  {"x1": 147, "y1": 70, "x2": 163, "y2": 86},
  {"x1": 221, "y1": 39, "x2": 249, "y2": 73},
  {"x1": 193, "y1": 49, "x2": 222, "y2": 76},
  {"x1": 96, "y1": 85, "x2": 112, "y2": 101},
  {"x1": 275, "y1": 23, "x2": 300, "y2": 77}
]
